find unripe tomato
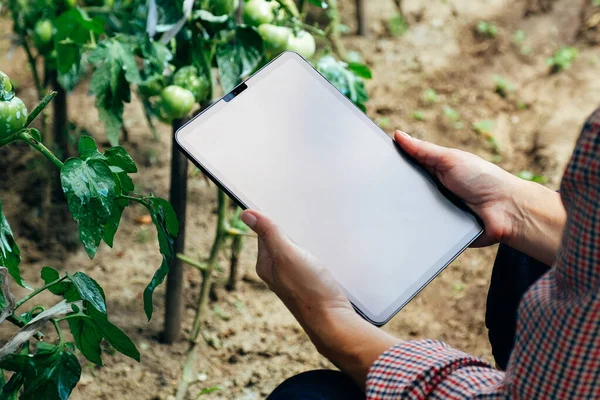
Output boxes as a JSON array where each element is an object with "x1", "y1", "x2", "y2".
[
  {"x1": 0, "y1": 71, "x2": 13, "y2": 95},
  {"x1": 286, "y1": 30, "x2": 315, "y2": 59},
  {"x1": 33, "y1": 20, "x2": 53, "y2": 53},
  {"x1": 173, "y1": 66, "x2": 210, "y2": 102},
  {"x1": 0, "y1": 97, "x2": 28, "y2": 140},
  {"x1": 258, "y1": 24, "x2": 291, "y2": 51},
  {"x1": 243, "y1": 0, "x2": 277, "y2": 27},
  {"x1": 104, "y1": 0, "x2": 114, "y2": 8},
  {"x1": 65, "y1": 0, "x2": 78, "y2": 7},
  {"x1": 209, "y1": 0, "x2": 239, "y2": 16},
  {"x1": 160, "y1": 86, "x2": 195, "y2": 119}
]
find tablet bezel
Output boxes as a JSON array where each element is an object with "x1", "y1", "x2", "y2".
[{"x1": 175, "y1": 51, "x2": 484, "y2": 326}]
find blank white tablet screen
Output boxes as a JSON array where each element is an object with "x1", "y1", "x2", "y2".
[{"x1": 177, "y1": 52, "x2": 481, "y2": 324}]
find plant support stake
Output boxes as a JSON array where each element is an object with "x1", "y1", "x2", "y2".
[{"x1": 163, "y1": 118, "x2": 189, "y2": 343}]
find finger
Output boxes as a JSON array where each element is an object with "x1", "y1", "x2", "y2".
[
  {"x1": 241, "y1": 210, "x2": 289, "y2": 251},
  {"x1": 393, "y1": 130, "x2": 451, "y2": 171}
]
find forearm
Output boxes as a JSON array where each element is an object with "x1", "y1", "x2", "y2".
[
  {"x1": 505, "y1": 180, "x2": 566, "y2": 266},
  {"x1": 299, "y1": 307, "x2": 399, "y2": 389}
]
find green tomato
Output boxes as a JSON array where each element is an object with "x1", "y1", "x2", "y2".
[
  {"x1": 104, "y1": 0, "x2": 114, "y2": 8},
  {"x1": 33, "y1": 20, "x2": 53, "y2": 53},
  {"x1": 173, "y1": 66, "x2": 210, "y2": 102},
  {"x1": 64, "y1": 0, "x2": 78, "y2": 7},
  {"x1": 286, "y1": 30, "x2": 316, "y2": 59},
  {"x1": 0, "y1": 71, "x2": 13, "y2": 94},
  {"x1": 160, "y1": 86, "x2": 195, "y2": 119},
  {"x1": 243, "y1": 0, "x2": 278, "y2": 27},
  {"x1": 258, "y1": 24, "x2": 291, "y2": 51},
  {"x1": 208, "y1": 0, "x2": 239, "y2": 16},
  {"x1": 0, "y1": 97, "x2": 28, "y2": 140}
]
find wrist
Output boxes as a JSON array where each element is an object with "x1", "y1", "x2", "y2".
[
  {"x1": 300, "y1": 305, "x2": 399, "y2": 388},
  {"x1": 502, "y1": 179, "x2": 566, "y2": 264}
]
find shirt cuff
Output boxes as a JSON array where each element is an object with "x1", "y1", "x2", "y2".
[{"x1": 366, "y1": 339, "x2": 500, "y2": 399}]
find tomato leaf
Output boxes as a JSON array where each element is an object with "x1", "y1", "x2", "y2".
[
  {"x1": 0, "y1": 371, "x2": 24, "y2": 399},
  {"x1": 68, "y1": 272, "x2": 107, "y2": 314},
  {"x1": 142, "y1": 197, "x2": 178, "y2": 320},
  {"x1": 89, "y1": 37, "x2": 141, "y2": 146},
  {"x1": 347, "y1": 62, "x2": 372, "y2": 79},
  {"x1": 77, "y1": 135, "x2": 104, "y2": 161},
  {"x1": 19, "y1": 349, "x2": 81, "y2": 400},
  {"x1": 60, "y1": 157, "x2": 117, "y2": 258},
  {"x1": 306, "y1": 0, "x2": 328, "y2": 8},
  {"x1": 40, "y1": 267, "x2": 71, "y2": 296},
  {"x1": 54, "y1": 8, "x2": 104, "y2": 76},
  {"x1": 87, "y1": 307, "x2": 140, "y2": 362},
  {"x1": 316, "y1": 55, "x2": 369, "y2": 112},
  {"x1": 216, "y1": 26, "x2": 264, "y2": 92},
  {"x1": 104, "y1": 147, "x2": 138, "y2": 173},
  {"x1": 67, "y1": 317, "x2": 103, "y2": 366},
  {"x1": 0, "y1": 198, "x2": 25, "y2": 288}
]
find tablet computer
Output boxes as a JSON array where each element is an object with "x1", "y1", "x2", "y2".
[{"x1": 176, "y1": 51, "x2": 483, "y2": 326}]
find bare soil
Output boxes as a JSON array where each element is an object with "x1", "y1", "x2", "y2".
[{"x1": 1, "y1": 0, "x2": 599, "y2": 399}]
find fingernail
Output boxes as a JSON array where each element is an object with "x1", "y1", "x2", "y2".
[
  {"x1": 397, "y1": 130, "x2": 411, "y2": 138},
  {"x1": 241, "y1": 212, "x2": 257, "y2": 229}
]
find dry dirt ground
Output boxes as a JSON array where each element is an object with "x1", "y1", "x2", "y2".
[{"x1": 1, "y1": 0, "x2": 599, "y2": 399}]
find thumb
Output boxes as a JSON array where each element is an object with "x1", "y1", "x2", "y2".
[
  {"x1": 393, "y1": 130, "x2": 450, "y2": 171},
  {"x1": 241, "y1": 210, "x2": 288, "y2": 249}
]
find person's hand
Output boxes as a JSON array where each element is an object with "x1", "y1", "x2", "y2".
[
  {"x1": 241, "y1": 210, "x2": 399, "y2": 387},
  {"x1": 394, "y1": 130, "x2": 525, "y2": 247},
  {"x1": 241, "y1": 210, "x2": 354, "y2": 326}
]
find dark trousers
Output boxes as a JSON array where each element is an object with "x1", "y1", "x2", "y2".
[{"x1": 268, "y1": 244, "x2": 551, "y2": 399}]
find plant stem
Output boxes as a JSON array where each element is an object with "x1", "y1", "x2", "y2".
[
  {"x1": 51, "y1": 318, "x2": 64, "y2": 344},
  {"x1": 190, "y1": 190, "x2": 228, "y2": 340},
  {"x1": 18, "y1": 129, "x2": 64, "y2": 170},
  {"x1": 118, "y1": 194, "x2": 150, "y2": 207},
  {"x1": 177, "y1": 253, "x2": 207, "y2": 272},
  {"x1": 25, "y1": 91, "x2": 57, "y2": 128},
  {"x1": 55, "y1": 314, "x2": 90, "y2": 323},
  {"x1": 227, "y1": 235, "x2": 243, "y2": 291},
  {"x1": 14, "y1": 276, "x2": 68, "y2": 310},
  {"x1": 6, "y1": 316, "x2": 44, "y2": 341},
  {"x1": 175, "y1": 190, "x2": 229, "y2": 400},
  {"x1": 327, "y1": 0, "x2": 350, "y2": 61},
  {"x1": 20, "y1": 39, "x2": 43, "y2": 96}
]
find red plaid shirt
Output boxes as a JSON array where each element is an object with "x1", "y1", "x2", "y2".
[{"x1": 366, "y1": 108, "x2": 600, "y2": 399}]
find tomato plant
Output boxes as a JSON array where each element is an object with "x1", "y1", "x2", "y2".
[
  {"x1": 4, "y1": 0, "x2": 372, "y2": 397},
  {"x1": 0, "y1": 71, "x2": 177, "y2": 399}
]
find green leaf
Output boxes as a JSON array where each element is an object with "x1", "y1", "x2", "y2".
[
  {"x1": 60, "y1": 157, "x2": 118, "y2": 258},
  {"x1": 236, "y1": 26, "x2": 264, "y2": 77},
  {"x1": 88, "y1": 307, "x2": 140, "y2": 362},
  {"x1": 19, "y1": 350, "x2": 81, "y2": 400},
  {"x1": 68, "y1": 272, "x2": 107, "y2": 314},
  {"x1": 141, "y1": 197, "x2": 178, "y2": 320},
  {"x1": 216, "y1": 26, "x2": 264, "y2": 93},
  {"x1": 0, "y1": 371, "x2": 24, "y2": 400},
  {"x1": 67, "y1": 317, "x2": 103, "y2": 366},
  {"x1": 104, "y1": 147, "x2": 138, "y2": 173},
  {"x1": 347, "y1": 63, "x2": 372, "y2": 79},
  {"x1": 0, "y1": 198, "x2": 24, "y2": 288},
  {"x1": 54, "y1": 8, "x2": 104, "y2": 75},
  {"x1": 216, "y1": 42, "x2": 242, "y2": 94},
  {"x1": 89, "y1": 37, "x2": 141, "y2": 145},
  {"x1": 149, "y1": 198, "x2": 179, "y2": 238},
  {"x1": 316, "y1": 55, "x2": 369, "y2": 112},
  {"x1": 40, "y1": 267, "x2": 70, "y2": 296},
  {"x1": 306, "y1": 0, "x2": 328, "y2": 7},
  {"x1": 77, "y1": 135, "x2": 102, "y2": 161}
]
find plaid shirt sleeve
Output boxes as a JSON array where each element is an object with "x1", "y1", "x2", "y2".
[{"x1": 366, "y1": 107, "x2": 600, "y2": 400}]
